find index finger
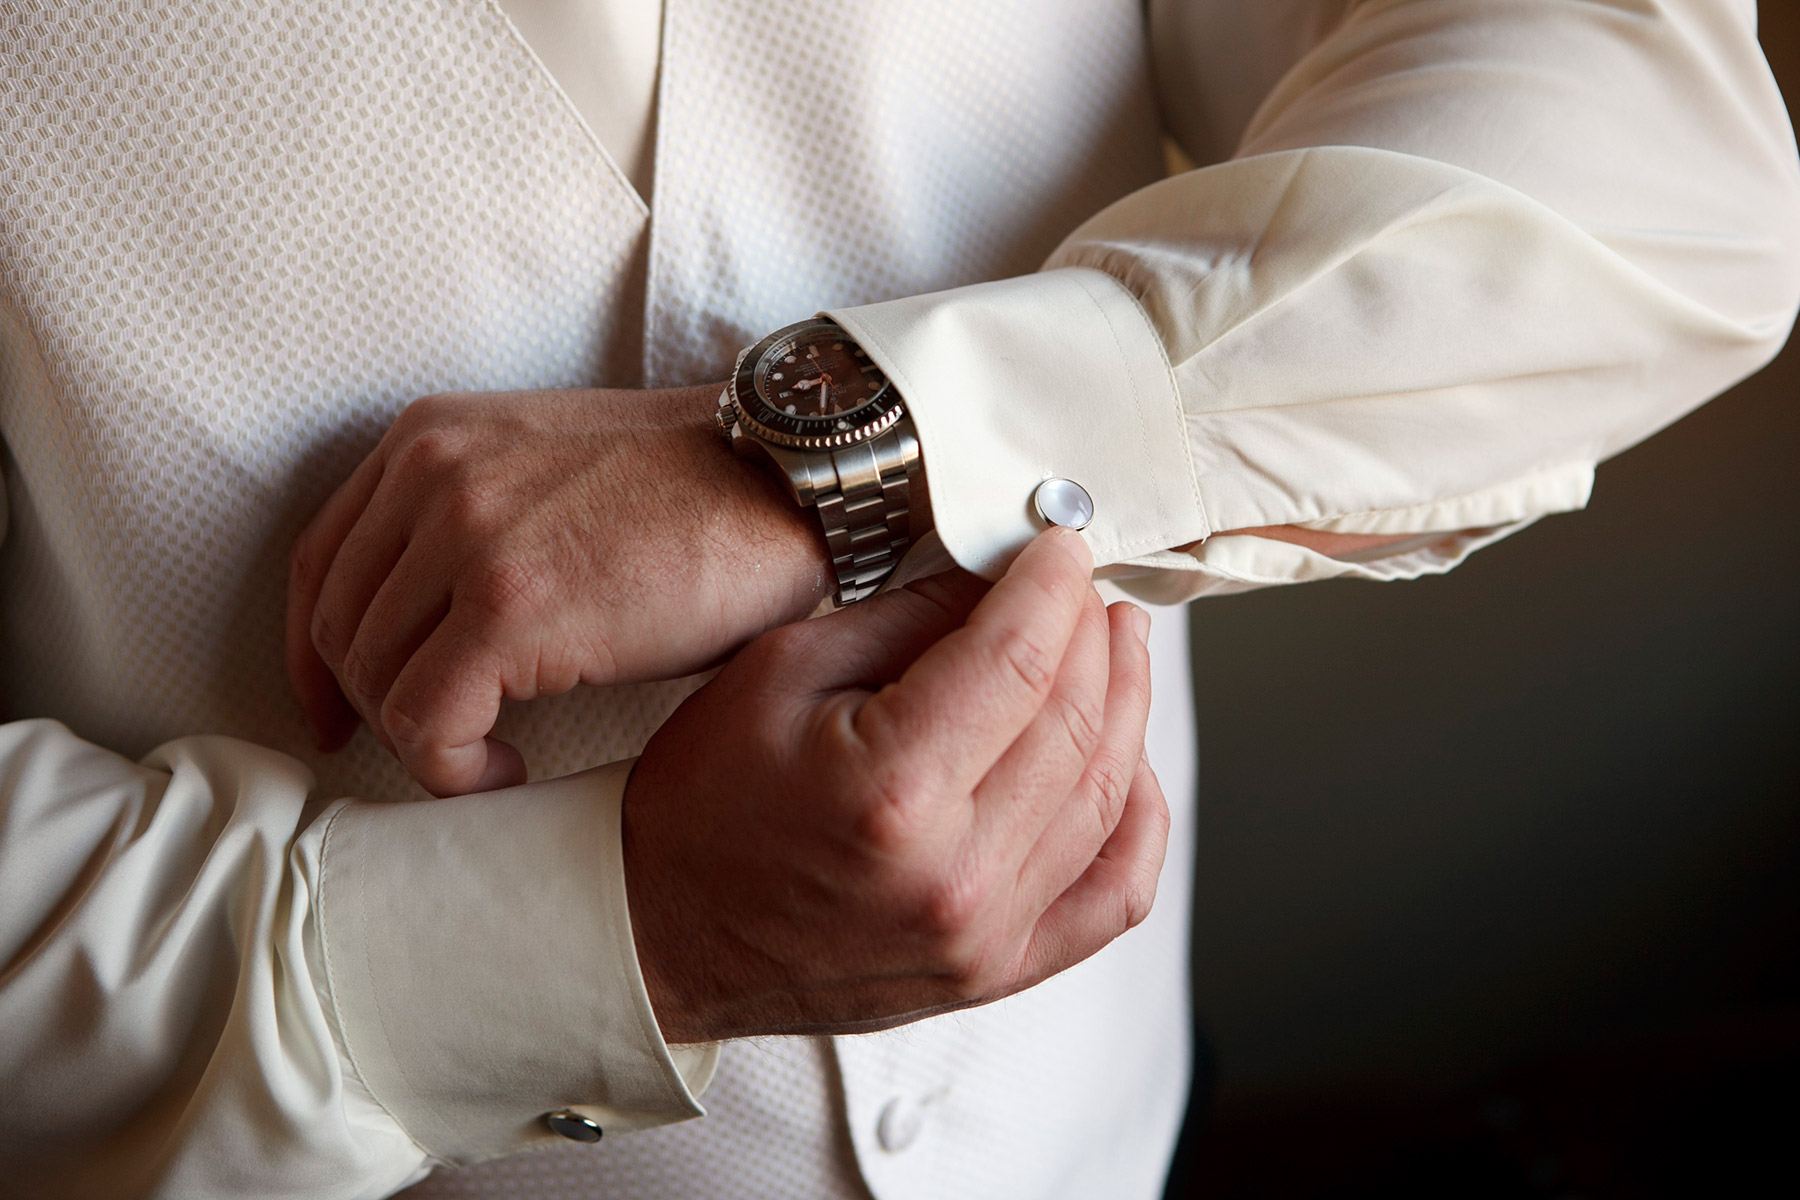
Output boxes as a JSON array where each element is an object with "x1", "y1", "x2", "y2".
[
  {"x1": 285, "y1": 449, "x2": 387, "y2": 750},
  {"x1": 853, "y1": 527, "x2": 1094, "y2": 792}
]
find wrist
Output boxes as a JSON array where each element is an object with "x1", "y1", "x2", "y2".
[
  {"x1": 718, "y1": 318, "x2": 931, "y2": 605},
  {"x1": 619, "y1": 757, "x2": 724, "y2": 1044},
  {"x1": 668, "y1": 381, "x2": 835, "y2": 623}
]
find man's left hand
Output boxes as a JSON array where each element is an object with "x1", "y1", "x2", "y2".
[{"x1": 286, "y1": 384, "x2": 831, "y2": 796}]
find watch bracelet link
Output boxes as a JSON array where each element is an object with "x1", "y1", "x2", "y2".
[{"x1": 811, "y1": 427, "x2": 919, "y2": 605}]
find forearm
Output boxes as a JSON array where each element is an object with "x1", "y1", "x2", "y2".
[{"x1": 832, "y1": 0, "x2": 1800, "y2": 598}]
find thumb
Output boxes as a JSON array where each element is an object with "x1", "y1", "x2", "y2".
[{"x1": 784, "y1": 568, "x2": 991, "y2": 693}]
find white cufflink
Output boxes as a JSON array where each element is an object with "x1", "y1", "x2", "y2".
[{"x1": 1033, "y1": 478, "x2": 1094, "y2": 531}]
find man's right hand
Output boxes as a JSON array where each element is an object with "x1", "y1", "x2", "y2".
[{"x1": 622, "y1": 528, "x2": 1169, "y2": 1043}]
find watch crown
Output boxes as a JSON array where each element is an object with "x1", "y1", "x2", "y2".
[{"x1": 714, "y1": 403, "x2": 737, "y2": 437}]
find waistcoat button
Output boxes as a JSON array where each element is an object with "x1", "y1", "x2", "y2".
[{"x1": 876, "y1": 1095, "x2": 924, "y2": 1153}]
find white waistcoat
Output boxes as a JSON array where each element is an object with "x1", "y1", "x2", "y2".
[{"x1": 0, "y1": 2, "x2": 1192, "y2": 1196}]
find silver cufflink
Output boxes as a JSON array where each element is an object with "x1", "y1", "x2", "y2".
[
  {"x1": 545, "y1": 1109, "x2": 604, "y2": 1143},
  {"x1": 1033, "y1": 478, "x2": 1094, "y2": 531}
]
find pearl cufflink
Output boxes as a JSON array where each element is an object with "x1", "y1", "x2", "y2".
[{"x1": 1033, "y1": 478, "x2": 1094, "y2": 531}]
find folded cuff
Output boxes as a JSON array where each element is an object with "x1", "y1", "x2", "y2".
[
  {"x1": 828, "y1": 267, "x2": 1210, "y2": 580},
  {"x1": 314, "y1": 760, "x2": 715, "y2": 1166}
]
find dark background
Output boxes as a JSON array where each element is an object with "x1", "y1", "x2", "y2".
[{"x1": 1173, "y1": 8, "x2": 1799, "y2": 1197}]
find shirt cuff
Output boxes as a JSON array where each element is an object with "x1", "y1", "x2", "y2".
[
  {"x1": 827, "y1": 267, "x2": 1211, "y2": 580},
  {"x1": 313, "y1": 760, "x2": 716, "y2": 1167},
  {"x1": 1108, "y1": 461, "x2": 1596, "y2": 604}
]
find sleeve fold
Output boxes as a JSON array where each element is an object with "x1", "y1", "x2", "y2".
[
  {"x1": 840, "y1": 0, "x2": 1800, "y2": 593},
  {"x1": 0, "y1": 721, "x2": 708, "y2": 1198}
]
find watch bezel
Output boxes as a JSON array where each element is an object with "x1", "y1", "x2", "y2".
[{"x1": 729, "y1": 318, "x2": 905, "y2": 451}]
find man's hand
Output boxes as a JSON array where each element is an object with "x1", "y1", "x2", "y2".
[
  {"x1": 622, "y1": 529, "x2": 1169, "y2": 1042},
  {"x1": 286, "y1": 385, "x2": 831, "y2": 796}
]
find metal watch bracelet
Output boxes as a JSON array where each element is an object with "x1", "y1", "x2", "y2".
[{"x1": 803, "y1": 425, "x2": 921, "y2": 604}]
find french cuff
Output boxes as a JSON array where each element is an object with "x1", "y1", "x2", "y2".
[
  {"x1": 314, "y1": 760, "x2": 716, "y2": 1167},
  {"x1": 827, "y1": 267, "x2": 1210, "y2": 579}
]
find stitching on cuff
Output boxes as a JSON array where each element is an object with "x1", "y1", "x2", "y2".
[
  {"x1": 1069, "y1": 270, "x2": 1208, "y2": 558},
  {"x1": 1075, "y1": 269, "x2": 1211, "y2": 544},
  {"x1": 353, "y1": 815, "x2": 450, "y2": 1156},
  {"x1": 315, "y1": 804, "x2": 435, "y2": 1162},
  {"x1": 1074, "y1": 273, "x2": 1167, "y2": 551}
]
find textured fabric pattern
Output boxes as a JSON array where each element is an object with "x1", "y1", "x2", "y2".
[
  {"x1": 644, "y1": 0, "x2": 1165, "y2": 385},
  {"x1": 6, "y1": 0, "x2": 1794, "y2": 1197},
  {"x1": 0, "y1": 0, "x2": 694, "y2": 806},
  {"x1": 0, "y1": 2, "x2": 1191, "y2": 1197},
  {"x1": 406, "y1": 1038, "x2": 871, "y2": 1200}
]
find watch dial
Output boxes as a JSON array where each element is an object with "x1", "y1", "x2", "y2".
[{"x1": 757, "y1": 326, "x2": 887, "y2": 422}]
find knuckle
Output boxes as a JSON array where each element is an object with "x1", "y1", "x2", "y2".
[
  {"x1": 310, "y1": 607, "x2": 354, "y2": 665},
  {"x1": 850, "y1": 770, "x2": 929, "y2": 855},
  {"x1": 911, "y1": 865, "x2": 1014, "y2": 998},
  {"x1": 463, "y1": 557, "x2": 550, "y2": 625},
  {"x1": 991, "y1": 627, "x2": 1057, "y2": 700},
  {"x1": 336, "y1": 640, "x2": 385, "y2": 702},
  {"x1": 940, "y1": 954, "x2": 992, "y2": 1002},
  {"x1": 380, "y1": 689, "x2": 432, "y2": 750},
  {"x1": 1121, "y1": 863, "x2": 1162, "y2": 932},
  {"x1": 392, "y1": 424, "x2": 471, "y2": 481},
  {"x1": 1054, "y1": 692, "x2": 1105, "y2": 761},
  {"x1": 1085, "y1": 744, "x2": 1137, "y2": 820},
  {"x1": 437, "y1": 474, "x2": 502, "y2": 528},
  {"x1": 398, "y1": 392, "x2": 461, "y2": 428},
  {"x1": 1120, "y1": 806, "x2": 1170, "y2": 933},
  {"x1": 1148, "y1": 785, "x2": 1173, "y2": 844},
  {"x1": 896, "y1": 572, "x2": 977, "y2": 623},
  {"x1": 916, "y1": 869, "x2": 985, "y2": 941},
  {"x1": 1121, "y1": 663, "x2": 1153, "y2": 719},
  {"x1": 935, "y1": 930, "x2": 1007, "y2": 1002}
]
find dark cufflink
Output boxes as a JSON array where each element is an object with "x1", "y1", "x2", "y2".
[{"x1": 544, "y1": 1109, "x2": 604, "y2": 1143}]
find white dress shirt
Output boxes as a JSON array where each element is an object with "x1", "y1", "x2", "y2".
[
  {"x1": 1, "y1": 2, "x2": 1796, "y2": 1198},
  {"x1": 500, "y1": 1, "x2": 664, "y2": 198}
]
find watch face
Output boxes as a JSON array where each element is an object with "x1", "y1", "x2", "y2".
[{"x1": 734, "y1": 320, "x2": 902, "y2": 447}]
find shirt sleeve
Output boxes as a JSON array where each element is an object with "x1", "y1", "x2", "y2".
[
  {"x1": 828, "y1": 0, "x2": 1800, "y2": 602},
  {"x1": 0, "y1": 717, "x2": 715, "y2": 1199}
]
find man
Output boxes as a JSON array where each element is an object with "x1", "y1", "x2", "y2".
[{"x1": 2, "y1": 2, "x2": 1797, "y2": 1198}]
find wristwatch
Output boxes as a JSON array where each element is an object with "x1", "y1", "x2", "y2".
[{"x1": 716, "y1": 317, "x2": 929, "y2": 605}]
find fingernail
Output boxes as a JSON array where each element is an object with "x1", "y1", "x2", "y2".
[{"x1": 1128, "y1": 605, "x2": 1150, "y2": 645}]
